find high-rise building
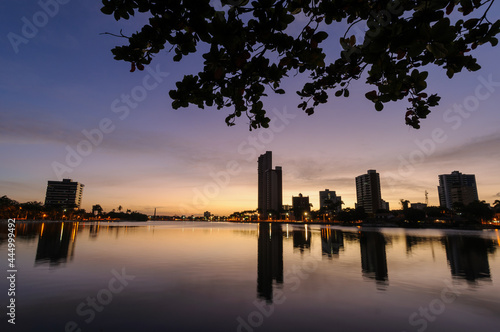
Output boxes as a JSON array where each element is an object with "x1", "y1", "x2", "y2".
[
  {"x1": 44, "y1": 179, "x2": 84, "y2": 209},
  {"x1": 319, "y1": 189, "x2": 342, "y2": 212},
  {"x1": 292, "y1": 193, "x2": 310, "y2": 221},
  {"x1": 438, "y1": 171, "x2": 478, "y2": 209},
  {"x1": 355, "y1": 170, "x2": 384, "y2": 215},
  {"x1": 258, "y1": 151, "x2": 283, "y2": 217}
]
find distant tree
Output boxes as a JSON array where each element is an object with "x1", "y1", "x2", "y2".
[
  {"x1": 102, "y1": 0, "x2": 499, "y2": 130},
  {"x1": 321, "y1": 199, "x2": 343, "y2": 214},
  {"x1": 337, "y1": 206, "x2": 366, "y2": 222},
  {"x1": 118, "y1": 205, "x2": 123, "y2": 212},
  {"x1": 20, "y1": 201, "x2": 44, "y2": 220},
  {"x1": 424, "y1": 206, "x2": 447, "y2": 218},
  {"x1": 452, "y1": 201, "x2": 466, "y2": 213},
  {"x1": 92, "y1": 204, "x2": 104, "y2": 216},
  {"x1": 0, "y1": 195, "x2": 19, "y2": 219},
  {"x1": 400, "y1": 199, "x2": 410, "y2": 210},
  {"x1": 463, "y1": 200, "x2": 493, "y2": 223},
  {"x1": 404, "y1": 208, "x2": 426, "y2": 223}
]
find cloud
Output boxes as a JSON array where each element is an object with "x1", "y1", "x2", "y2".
[
  {"x1": 496, "y1": 192, "x2": 500, "y2": 197},
  {"x1": 425, "y1": 132, "x2": 500, "y2": 164}
]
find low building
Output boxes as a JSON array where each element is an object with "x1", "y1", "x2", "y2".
[{"x1": 292, "y1": 193, "x2": 310, "y2": 221}]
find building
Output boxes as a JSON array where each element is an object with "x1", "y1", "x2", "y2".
[
  {"x1": 44, "y1": 179, "x2": 84, "y2": 209},
  {"x1": 292, "y1": 193, "x2": 310, "y2": 221},
  {"x1": 355, "y1": 170, "x2": 384, "y2": 215},
  {"x1": 258, "y1": 151, "x2": 283, "y2": 217},
  {"x1": 319, "y1": 189, "x2": 342, "y2": 212},
  {"x1": 438, "y1": 171, "x2": 478, "y2": 209},
  {"x1": 411, "y1": 203, "x2": 427, "y2": 210}
]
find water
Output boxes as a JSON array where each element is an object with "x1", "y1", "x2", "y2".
[{"x1": 1, "y1": 221, "x2": 500, "y2": 331}]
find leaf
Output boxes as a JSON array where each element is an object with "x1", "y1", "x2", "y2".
[
  {"x1": 101, "y1": 6, "x2": 114, "y2": 15},
  {"x1": 365, "y1": 90, "x2": 378, "y2": 101},
  {"x1": 463, "y1": 18, "x2": 479, "y2": 30},
  {"x1": 375, "y1": 101, "x2": 384, "y2": 111}
]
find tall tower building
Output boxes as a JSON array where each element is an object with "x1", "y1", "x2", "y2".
[
  {"x1": 438, "y1": 171, "x2": 478, "y2": 209},
  {"x1": 258, "y1": 151, "x2": 283, "y2": 217},
  {"x1": 355, "y1": 170, "x2": 383, "y2": 215},
  {"x1": 44, "y1": 179, "x2": 84, "y2": 209}
]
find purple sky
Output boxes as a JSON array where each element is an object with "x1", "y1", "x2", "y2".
[{"x1": 1, "y1": 1, "x2": 499, "y2": 215}]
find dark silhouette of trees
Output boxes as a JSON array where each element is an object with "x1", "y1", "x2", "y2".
[
  {"x1": 102, "y1": 0, "x2": 499, "y2": 130},
  {"x1": 403, "y1": 208, "x2": 427, "y2": 223},
  {"x1": 463, "y1": 200, "x2": 493, "y2": 223},
  {"x1": 337, "y1": 206, "x2": 366, "y2": 222},
  {"x1": 20, "y1": 201, "x2": 44, "y2": 220},
  {"x1": 400, "y1": 199, "x2": 410, "y2": 210}
]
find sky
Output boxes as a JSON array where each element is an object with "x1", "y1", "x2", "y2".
[{"x1": 1, "y1": 1, "x2": 499, "y2": 216}]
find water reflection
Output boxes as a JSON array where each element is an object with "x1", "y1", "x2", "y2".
[
  {"x1": 405, "y1": 235, "x2": 432, "y2": 254},
  {"x1": 35, "y1": 222, "x2": 78, "y2": 266},
  {"x1": 292, "y1": 224, "x2": 311, "y2": 253},
  {"x1": 321, "y1": 228, "x2": 344, "y2": 258},
  {"x1": 443, "y1": 235, "x2": 496, "y2": 282},
  {"x1": 359, "y1": 231, "x2": 388, "y2": 287},
  {"x1": 257, "y1": 223, "x2": 283, "y2": 303},
  {"x1": 5, "y1": 221, "x2": 500, "y2": 290}
]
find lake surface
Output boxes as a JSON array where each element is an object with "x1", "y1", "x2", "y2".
[{"x1": 1, "y1": 221, "x2": 500, "y2": 332}]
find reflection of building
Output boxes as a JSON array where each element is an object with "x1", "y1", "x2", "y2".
[
  {"x1": 355, "y1": 170, "x2": 385, "y2": 215},
  {"x1": 359, "y1": 231, "x2": 388, "y2": 286},
  {"x1": 405, "y1": 235, "x2": 432, "y2": 254},
  {"x1": 321, "y1": 228, "x2": 344, "y2": 258},
  {"x1": 292, "y1": 193, "x2": 310, "y2": 221},
  {"x1": 89, "y1": 224, "x2": 100, "y2": 238},
  {"x1": 257, "y1": 223, "x2": 283, "y2": 303},
  {"x1": 443, "y1": 236, "x2": 493, "y2": 281},
  {"x1": 292, "y1": 225, "x2": 311, "y2": 253},
  {"x1": 35, "y1": 222, "x2": 77, "y2": 266},
  {"x1": 438, "y1": 171, "x2": 478, "y2": 209},
  {"x1": 319, "y1": 189, "x2": 342, "y2": 212},
  {"x1": 45, "y1": 178, "x2": 84, "y2": 209},
  {"x1": 258, "y1": 152, "x2": 283, "y2": 216}
]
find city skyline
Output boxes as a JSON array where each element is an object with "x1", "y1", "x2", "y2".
[
  {"x1": 1, "y1": 2, "x2": 499, "y2": 215},
  {"x1": 11, "y1": 166, "x2": 493, "y2": 217}
]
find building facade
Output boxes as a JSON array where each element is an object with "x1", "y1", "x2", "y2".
[
  {"x1": 292, "y1": 193, "x2": 310, "y2": 221},
  {"x1": 319, "y1": 189, "x2": 342, "y2": 212},
  {"x1": 258, "y1": 151, "x2": 283, "y2": 217},
  {"x1": 355, "y1": 170, "x2": 383, "y2": 215},
  {"x1": 45, "y1": 179, "x2": 84, "y2": 209},
  {"x1": 438, "y1": 171, "x2": 478, "y2": 209}
]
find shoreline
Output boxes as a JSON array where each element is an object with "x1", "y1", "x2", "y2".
[{"x1": 2, "y1": 218, "x2": 499, "y2": 230}]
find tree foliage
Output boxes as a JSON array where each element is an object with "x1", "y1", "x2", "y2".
[{"x1": 102, "y1": 0, "x2": 499, "y2": 129}]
